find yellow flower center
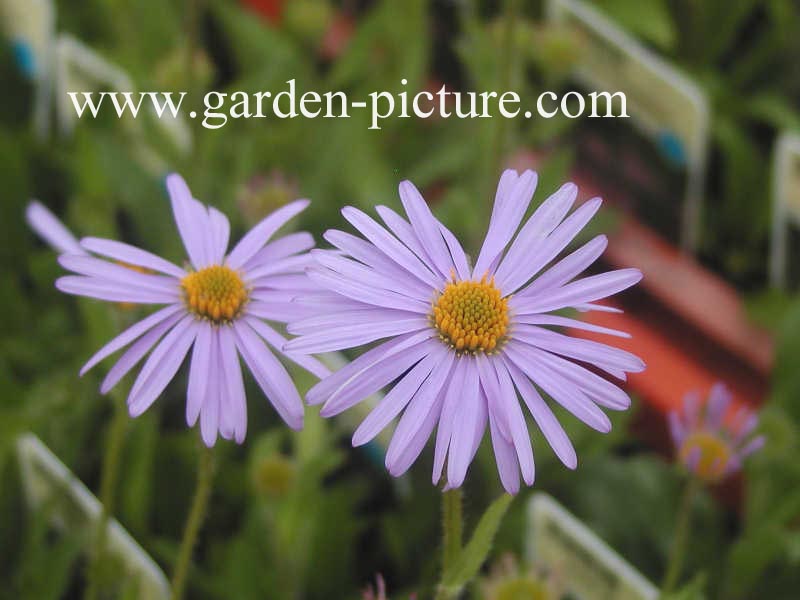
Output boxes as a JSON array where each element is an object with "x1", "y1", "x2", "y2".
[
  {"x1": 679, "y1": 431, "x2": 732, "y2": 482},
  {"x1": 181, "y1": 265, "x2": 248, "y2": 323},
  {"x1": 432, "y1": 277, "x2": 509, "y2": 354}
]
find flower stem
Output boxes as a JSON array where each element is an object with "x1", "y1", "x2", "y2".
[
  {"x1": 661, "y1": 476, "x2": 700, "y2": 596},
  {"x1": 436, "y1": 488, "x2": 463, "y2": 600},
  {"x1": 170, "y1": 445, "x2": 215, "y2": 600},
  {"x1": 84, "y1": 393, "x2": 128, "y2": 600}
]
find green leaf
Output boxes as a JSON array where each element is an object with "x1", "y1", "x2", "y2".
[{"x1": 441, "y1": 494, "x2": 513, "y2": 593}]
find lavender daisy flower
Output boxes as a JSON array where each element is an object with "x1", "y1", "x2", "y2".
[
  {"x1": 50, "y1": 173, "x2": 329, "y2": 446},
  {"x1": 286, "y1": 169, "x2": 644, "y2": 493},
  {"x1": 669, "y1": 383, "x2": 765, "y2": 483}
]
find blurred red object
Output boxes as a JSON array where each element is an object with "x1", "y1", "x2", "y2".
[
  {"x1": 242, "y1": 0, "x2": 284, "y2": 24},
  {"x1": 320, "y1": 12, "x2": 355, "y2": 61}
]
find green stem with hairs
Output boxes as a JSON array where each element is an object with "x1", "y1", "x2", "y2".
[
  {"x1": 661, "y1": 476, "x2": 700, "y2": 596},
  {"x1": 436, "y1": 488, "x2": 464, "y2": 600},
  {"x1": 170, "y1": 445, "x2": 216, "y2": 600},
  {"x1": 84, "y1": 392, "x2": 128, "y2": 600}
]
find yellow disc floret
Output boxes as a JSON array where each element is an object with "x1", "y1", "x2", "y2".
[
  {"x1": 679, "y1": 431, "x2": 732, "y2": 483},
  {"x1": 432, "y1": 276, "x2": 509, "y2": 354},
  {"x1": 181, "y1": 265, "x2": 248, "y2": 323}
]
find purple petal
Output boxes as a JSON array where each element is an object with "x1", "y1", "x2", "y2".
[
  {"x1": 233, "y1": 321, "x2": 304, "y2": 430},
  {"x1": 432, "y1": 358, "x2": 467, "y2": 484},
  {"x1": 384, "y1": 350, "x2": 455, "y2": 474},
  {"x1": 244, "y1": 316, "x2": 331, "y2": 380},
  {"x1": 503, "y1": 356, "x2": 577, "y2": 469},
  {"x1": 219, "y1": 326, "x2": 248, "y2": 443},
  {"x1": 166, "y1": 174, "x2": 212, "y2": 269},
  {"x1": 488, "y1": 402, "x2": 521, "y2": 494},
  {"x1": 127, "y1": 316, "x2": 198, "y2": 417},
  {"x1": 56, "y1": 276, "x2": 180, "y2": 304},
  {"x1": 497, "y1": 197, "x2": 602, "y2": 294},
  {"x1": 242, "y1": 232, "x2": 315, "y2": 271},
  {"x1": 306, "y1": 330, "x2": 433, "y2": 405},
  {"x1": 473, "y1": 170, "x2": 538, "y2": 277},
  {"x1": 80, "y1": 237, "x2": 186, "y2": 278},
  {"x1": 26, "y1": 201, "x2": 85, "y2": 255},
  {"x1": 489, "y1": 181, "x2": 576, "y2": 281},
  {"x1": 514, "y1": 313, "x2": 630, "y2": 338},
  {"x1": 305, "y1": 267, "x2": 429, "y2": 314},
  {"x1": 187, "y1": 323, "x2": 213, "y2": 426},
  {"x1": 341, "y1": 206, "x2": 439, "y2": 288},
  {"x1": 523, "y1": 345, "x2": 631, "y2": 410},
  {"x1": 207, "y1": 206, "x2": 231, "y2": 265},
  {"x1": 100, "y1": 312, "x2": 183, "y2": 394},
  {"x1": 227, "y1": 199, "x2": 310, "y2": 269},
  {"x1": 446, "y1": 360, "x2": 483, "y2": 488},
  {"x1": 324, "y1": 228, "x2": 434, "y2": 298},
  {"x1": 517, "y1": 235, "x2": 608, "y2": 297},
  {"x1": 311, "y1": 250, "x2": 431, "y2": 302},
  {"x1": 353, "y1": 344, "x2": 447, "y2": 447},
  {"x1": 320, "y1": 337, "x2": 434, "y2": 417},
  {"x1": 398, "y1": 180, "x2": 453, "y2": 278},
  {"x1": 512, "y1": 268, "x2": 642, "y2": 315},
  {"x1": 513, "y1": 325, "x2": 645, "y2": 375},
  {"x1": 80, "y1": 305, "x2": 183, "y2": 375},
  {"x1": 490, "y1": 357, "x2": 535, "y2": 485},
  {"x1": 504, "y1": 342, "x2": 611, "y2": 433},
  {"x1": 285, "y1": 316, "x2": 428, "y2": 354},
  {"x1": 59, "y1": 254, "x2": 180, "y2": 294},
  {"x1": 439, "y1": 223, "x2": 471, "y2": 281},
  {"x1": 704, "y1": 382, "x2": 732, "y2": 429},
  {"x1": 200, "y1": 331, "x2": 221, "y2": 446}
]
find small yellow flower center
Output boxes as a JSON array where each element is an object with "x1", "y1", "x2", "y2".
[
  {"x1": 432, "y1": 277, "x2": 509, "y2": 354},
  {"x1": 181, "y1": 265, "x2": 248, "y2": 323},
  {"x1": 679, "y1": 431, "x2": 732, "y2": 482}
]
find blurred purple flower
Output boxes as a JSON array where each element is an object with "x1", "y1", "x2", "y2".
[
  {"x1": 286, "y1": 169, "x2": 644, "y2": 493},
  {"x1": 669, "y1": 382, "x2": 765, "y2": 483},
  {"x1": 41, "y1": 173, "x2": 329, "y2": 445}
]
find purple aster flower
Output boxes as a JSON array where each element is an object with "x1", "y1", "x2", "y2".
[
  {"x1": 669, "y1": 382, "x2": 765, "y2": 483},
  {"x1": 47, "y1": 173, "x2": 329, "y2": 446},
  {"x1": 286, "y1": 169, "x2": 644, "y2": 493}
]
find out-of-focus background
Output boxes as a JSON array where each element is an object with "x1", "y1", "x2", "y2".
[{"x1": 2, "y1": 0, "x2": 800, "y2": 598}]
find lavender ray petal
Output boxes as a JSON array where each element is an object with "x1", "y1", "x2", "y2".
[
  {"x1": 26, "y1": 201, "x2": 85, "y2": 255},
  {"x1": 242, "y1": 232, "x2": 315, "y2": 272},
  {"x1": 80, "y1": 304, "x2": 184, "y2": 375},
  {"x1": 352, "y1": 344, "x2": 445, "y2": 447},
  {"x1": 56, "y1": 276, "x2": 180, "y2": 304},
  {"x1": 514, "y1": 313, "x2": 630, "y2": 338},
  {"x1": 517, "y1": 234, "x2": 608, "y2": 298},
  {"x1": 227, "y1": 199, "x2": 310, "y2": 269},
  {"x1": 503, "y1": 356, "x2": 577, "y2": 469},
  {"x1": 59, "y1": 254, "x2": 180, "y2": 293},
  {"x1": 305, "y1": 267, "x2": 430, "y2": 313},
  {"x1": 306, "y1": 330, "x2": 434, "y2": 405},
  {"x1": 219, "y1": 326, "x2": 248, "y2": 444},
  {"x1": 80, "y1": 237, "x2": 186, "y2": 278},
  {"x1": 446, "y1": 361, "x2": 481, "y2": 488},
  {"x1": 244, "y1": 317, "x2": 331, "y2": 380},
  {"x1": 498, "y1": 197, "x2": 602, "y2": 294},
  {"x1": 341, "y1": 206, "x2": 439, "y2": 288},
  {"x1": 398, "y1": 180, "x2": 453, "y2": 279},
  {"x1": 384, "y1": 350, "x2": 455, "y2": 472},
  {"x1": 186, "y1": 323, "x2": 212, "y2": 427},
  {"x1": 511, "y1": 268, "x2": 642, "y2": 315},
  {"x1": 488, "y1": 181, "x2": 576, "y2": 281},
  {"x1": 127, "y1": 316, "x2": 198, "y2": 417},
  {"x1": 505, "y1": 342, "x2": 611, "y2": 433},
  {"x1": 233, "y1": 321, "x2": 304, "y2": 430},
  {"x1": 166, "y1": 174, "x2": 212, "y2": 269},
  {"x1": 474, "y1": 170, "x2": 538, "y2": 277},
  {"x1": 101, "y1": 312, "x2": 184, "y2": 394}
]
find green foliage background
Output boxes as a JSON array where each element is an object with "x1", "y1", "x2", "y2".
[{"x1": 2, "y1": 0, "x2": 800, "y2": 598}]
